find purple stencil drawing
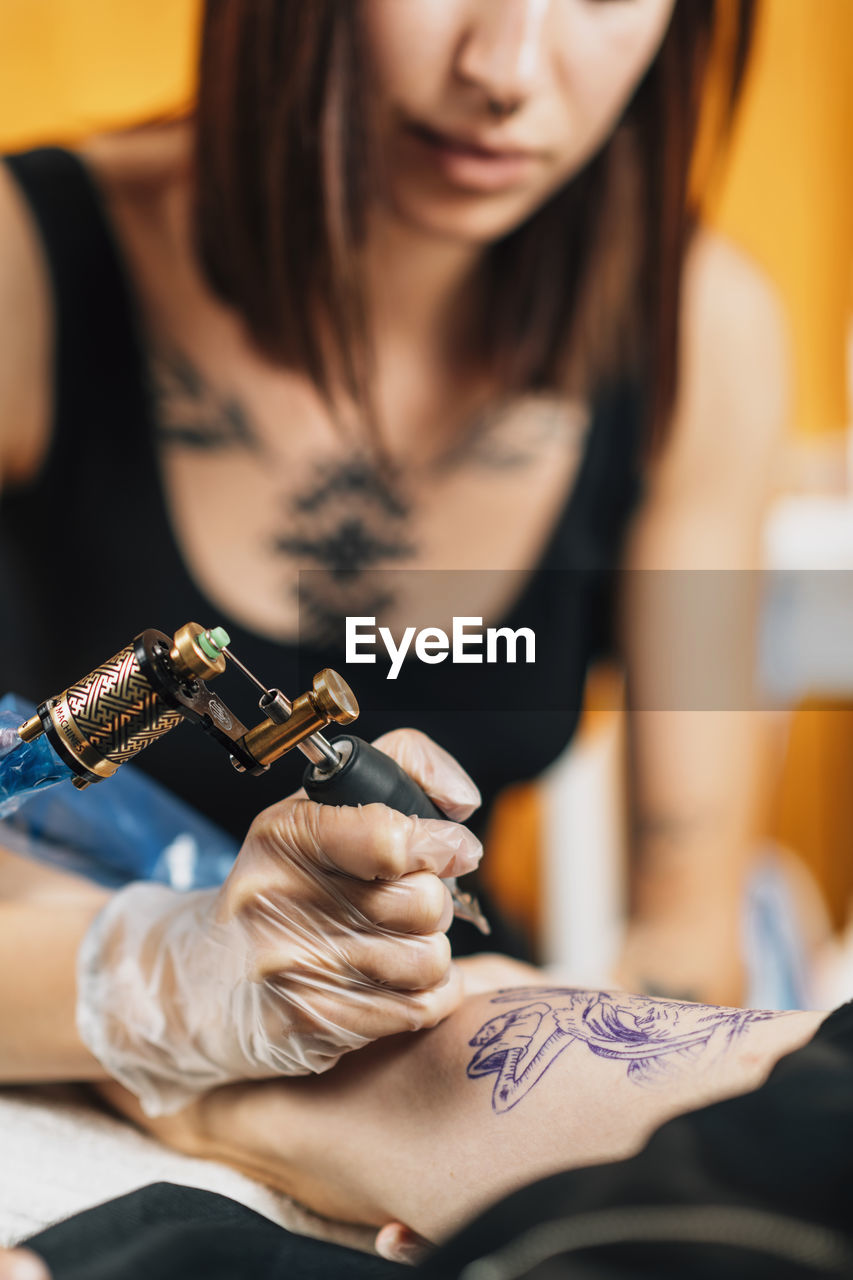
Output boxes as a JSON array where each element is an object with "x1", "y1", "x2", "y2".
[{"x1": 467, "y1": 987, "x2": 781, "y2": 1113}]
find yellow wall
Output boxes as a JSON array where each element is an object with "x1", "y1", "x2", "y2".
[
  {"x1": 0, "y1": 0, "x2": 200, "y2": 146},
  {"x1": 711, "y1": 0, "x2": 853, "y2": 435}
]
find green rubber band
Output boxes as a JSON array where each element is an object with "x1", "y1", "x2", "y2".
[{"x1": 199, "y1": 626, "x2": 230, "y2": 659}]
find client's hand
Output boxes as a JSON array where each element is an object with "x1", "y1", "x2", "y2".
[
  {"x1": 0, "y1": 1248, "x2": 50, "y2": 1280},
  {"x1": 78, "y1": 729, "x2": 482, "y2": 1116}
]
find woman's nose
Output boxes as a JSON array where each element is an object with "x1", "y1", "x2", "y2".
[{"x1": 454, "y1": 0, "x2": 551, "y2": 115}]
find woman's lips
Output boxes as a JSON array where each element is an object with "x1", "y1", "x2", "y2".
[{"x1": 405, "y1": 122, "x2": 541, "y2": 192}]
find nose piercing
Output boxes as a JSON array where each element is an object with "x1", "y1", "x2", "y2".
[{"x1": 487, "y1": 96, "x2": 522, "y2": 119}]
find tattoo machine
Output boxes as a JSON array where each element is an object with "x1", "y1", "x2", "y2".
[{"x1": 14, "y1": 621, "x2": 490, "y2": 933}]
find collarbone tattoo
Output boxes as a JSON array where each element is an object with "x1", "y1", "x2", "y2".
[
  {"x1": 151, "y1": 346, "x2": 585, "y2": 477},
  {"x1": 433, "y1": 392, "x2": 589, "y2": 475},
  {"x1": 151, "y1": 346, "x2": 267, "y2": 455}
]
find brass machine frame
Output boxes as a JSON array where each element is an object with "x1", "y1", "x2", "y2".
[{"x1": 19, "y1": 622, "x2": 357, "y2": 788}]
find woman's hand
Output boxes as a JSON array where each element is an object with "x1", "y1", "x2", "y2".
[{"x1": 77, "y1": 730, "x2": 482, "y2": 1116}]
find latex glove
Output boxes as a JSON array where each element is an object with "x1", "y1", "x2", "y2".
[{"x1": 77, "y1": 729, "x2": 481, "y2": 1116}]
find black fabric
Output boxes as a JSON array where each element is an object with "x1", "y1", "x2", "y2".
[
  {"x1": 0, "y1": 147, "x2": 643, "y2": 951},
  {"x1": 26, "y1": 1182, "x2": 407, "y2": 1280}
]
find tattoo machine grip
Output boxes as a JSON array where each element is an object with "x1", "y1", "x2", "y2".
[
  {"x1": 303, "y1": 735, "x2": 445, "y2": 819},
  {"x1": 303, "y1": 735, "x2": 490, "y2": 934}
]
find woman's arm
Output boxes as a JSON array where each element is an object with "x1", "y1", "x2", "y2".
[
  {"x1": 110, "y1": 981, "x2": 822, "y2": 1244},
  {"x1": 0, "y1": 846, "x2": 110, "y2": 1080},
  {"x1": 617, "y1": 231, "x2": 791, "y2": 1004},
  {"x1": 0, "y1": 164, "x2": 109, "y2": 1080},
  {"x1": 0, "y1": 162, "x2": 52, "y2": 487}
]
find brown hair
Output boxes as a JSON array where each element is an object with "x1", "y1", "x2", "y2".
[{"x1": 195, "y1": 0, "x2": 757, "y2": 456}]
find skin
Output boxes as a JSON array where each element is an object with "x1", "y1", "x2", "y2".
[
  {"x1": 99, "y1": 970, "x2": 823, "y2": 1249},
  {"x1": 363, "y1": 0, "x2": 676, "y2": 243},
  {"x1": 0, "y1": 1251, "x2": 50, "y2": 1280},
  {"x1": 0, "y1": 0, "x2": 790, "y2": 1081}
]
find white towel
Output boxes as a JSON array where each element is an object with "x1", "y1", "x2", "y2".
[{"x1": 0, "y1": 1083, "x2": 375, "y2": 1254}]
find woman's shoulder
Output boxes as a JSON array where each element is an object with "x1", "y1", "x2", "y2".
[
  {"x1": 0, "y1": 159, "x2": 52, "y2": 486},
  {"x1": 683, "y1": 227, "x2": 789, "y2": 372},
  {"x1": 665, "y1": 226, "x2": 791, "y2": 481},
  {"x1": 0, "y1": 126, "x2": 191, "y2": 489}
]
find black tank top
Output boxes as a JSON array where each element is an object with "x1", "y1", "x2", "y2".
[{"x1": 0, "y1": 147, "x2": 644, "y2": 847}]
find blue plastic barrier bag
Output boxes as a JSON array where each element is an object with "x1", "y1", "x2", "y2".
[{"x1": 0, "y1": 693, "x2": 239, "y2": 889}]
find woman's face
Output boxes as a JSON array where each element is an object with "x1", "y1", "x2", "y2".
[{"x1": 363, "y1": 0, "x2": 676, "y2": 243}]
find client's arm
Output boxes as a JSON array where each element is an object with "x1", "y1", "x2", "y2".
[{"x1": 105, "y1": 981, "x2": 823, "y2": 1244}]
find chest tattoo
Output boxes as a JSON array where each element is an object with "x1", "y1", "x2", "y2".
[
  {"x1": 151, "y1": 349, "x2": 415, "y2": 636},
  {"x1": 273, "y1": 456, "x2": 415, "y2": 642},
  {"x1": 151, "y1": 348, "x2": 584, "y2": 640}
]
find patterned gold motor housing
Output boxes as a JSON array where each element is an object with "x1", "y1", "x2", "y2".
[{"x1": 43, "y1": 644, "x2": 184, "y2": 784}]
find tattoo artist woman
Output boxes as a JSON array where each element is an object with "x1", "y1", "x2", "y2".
[{"x1": 0, "y1": 0, "x2": 784, "y2": 1105}]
